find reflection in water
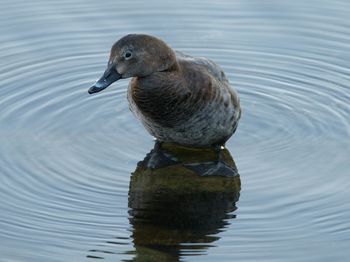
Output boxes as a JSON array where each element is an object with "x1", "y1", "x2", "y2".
[
  {"x1": 125, "y1": 143, "x2": 241, "y2": 261},
  {"x1": 87, "y1": 143, "x2": 241, "y2": 261}
]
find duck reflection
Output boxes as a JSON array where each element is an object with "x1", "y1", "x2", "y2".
[{"x1": 126, "y1": 142, "x2": 241, "y2": 262}]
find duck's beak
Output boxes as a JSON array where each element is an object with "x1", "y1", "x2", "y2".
[{"x1": 88, "y1": 66, "x2": 122, "y2": 94}]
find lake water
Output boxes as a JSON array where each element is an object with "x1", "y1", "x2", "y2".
[{"x1": 1, "y1": 0, "x2": 350, "y2": 261}]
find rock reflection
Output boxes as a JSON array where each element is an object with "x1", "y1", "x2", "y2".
[{"x1": 126, "y1": 142, "x2": 241, "y2": 262}]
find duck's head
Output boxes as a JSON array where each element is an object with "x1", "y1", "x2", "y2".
[{"x1": 88, "y1": 34, "x2": 176, "y2": 94}]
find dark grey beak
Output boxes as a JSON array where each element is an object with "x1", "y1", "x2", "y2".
[{"x1": 88, "y1": 66, "x2": 122, "y2": 94}]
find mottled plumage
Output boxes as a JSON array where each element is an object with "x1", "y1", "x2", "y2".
[{"x1": 89, "y1": 34, "x2": 241, "y2": 148}]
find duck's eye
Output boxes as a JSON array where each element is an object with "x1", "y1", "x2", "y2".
[{"x1": 124, "y1": 51, "x2": 132, "y2": 60}]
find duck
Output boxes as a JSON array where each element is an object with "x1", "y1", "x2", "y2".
[{"x1": 88, "y1": 34, "x2": 241, "y2": 148}]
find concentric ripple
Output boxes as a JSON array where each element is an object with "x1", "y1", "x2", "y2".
[{"x1": 1, "y1": 0, "x2": 350, "y2": 261}]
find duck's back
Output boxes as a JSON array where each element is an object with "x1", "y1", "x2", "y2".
[
  {"x1": 175, "y1": 50, "x2": 229, "y2": 84},
  {"x1": 128, "y1": 51, "x2": 241, "y2": 147}
]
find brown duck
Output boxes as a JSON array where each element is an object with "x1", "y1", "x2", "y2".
[{"x1": 89, "y1": 34, "x2": 241, "y2": 148}]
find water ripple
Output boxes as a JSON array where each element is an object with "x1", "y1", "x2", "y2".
[{"x1": 1, "y1": 0, "x2": 350, "y2": 261}]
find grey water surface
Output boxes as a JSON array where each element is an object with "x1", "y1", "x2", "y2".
[{"x1": 1, "y1": 0, "x2": 350, "y2": 261}]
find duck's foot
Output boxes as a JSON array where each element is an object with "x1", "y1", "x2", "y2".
[
  {"x1": 184, "y1": 160, "x2": 238, "y2": 177},
  {"x1": 183, "y1": 144, "x2": 238, "y2": 177},
  {"x1": 139, "y1": 141, "x2": 178, "y2": 169}
]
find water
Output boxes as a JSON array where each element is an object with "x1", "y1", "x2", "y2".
[{"x1": 1, "y1": 0, "x2": 350, "y2": 261}]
